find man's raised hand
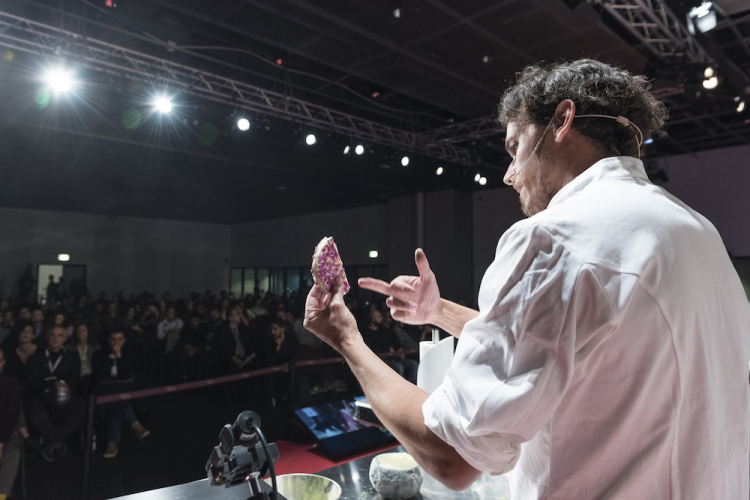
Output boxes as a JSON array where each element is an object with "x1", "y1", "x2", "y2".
[
  {"x1": 358, "y1": 248, "x2": 440, "y2": 325},
  {"x1": 304, "y1": 274, "x2": 359, "y2": 351}
]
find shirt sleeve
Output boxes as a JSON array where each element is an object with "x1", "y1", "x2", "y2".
[
  {"x1": 423, "y1": 223, "x2": 617, "y2": 475},
  {"x1": 157, "y1": 321, "x2": 166, "y2": 340}
]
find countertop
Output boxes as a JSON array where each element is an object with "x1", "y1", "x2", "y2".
[{"x1": 112, "y1": 446, "x2": 511, "y2": 500}]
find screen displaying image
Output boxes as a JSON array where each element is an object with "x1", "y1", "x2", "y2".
[{"x1": 295, "y1": 397, "x2": 395, "y2": 459}]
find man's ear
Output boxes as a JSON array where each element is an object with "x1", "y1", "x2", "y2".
[{"x1": 552, "y1": 99, "x2": 576, "y2": 143}]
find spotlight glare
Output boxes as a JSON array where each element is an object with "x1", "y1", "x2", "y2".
[
  {"x1": 702, "y1": 76, "x2": 719, "y2": 89},
  {"x1": 57, "y1": 253, "x2": 70, "y2": 262},
  {"x1": 401, "y1": 156, "x2": 410, "y2": 167},
  {"x1": 154, "y1": 96, "x2": 173, "y2": 113},
  {"x1": 343, "y1": 146, "x2": 350, "y2": 154},
  {"x1": 738, "y1": 101, "x2": 746, "y2": 113},
  {"x1": 45, "y1": 68, "x2": 74, "y2": 93},
  {"x1": 305, "y1": 134, "x2": 317, "y2": 145},
  {"x1": 237, "y1": 118, "x2": 250, "y2": 131},
  {"x1": 704, "y1": 66, "x2": 715, "y2": 79},
  {"x1": 436, "y1": 166, "x2": 444, "y2": 175},
  {"x1": 355, "y1": 144, "x2": 365, "y2": 155},
  {"x1": 479, "y1": 177, "x2": 487, "y2": 186},
  {"x1": 474, "y1": 173, "x2": 481, "y2": 182},
  {"x1": 369, "y1": 250, "x2": 379, "y2": 259},
  {"x1": 644, "y1": 138, "x2": 654, "y2": 145},
  {"x1": 393, "y1": 8, "x2": 401, "y2": 18}
]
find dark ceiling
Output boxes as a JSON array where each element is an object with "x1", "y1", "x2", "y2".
[{"x1": 0, "y1": 0, "x2": 748, "y2": 224}]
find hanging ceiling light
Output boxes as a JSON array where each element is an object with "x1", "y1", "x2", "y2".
[
  {"x1": 687, "y1": 2, "x2": 722, "y2": 35},
  {"x1": 343, "y1": 145, "x2": 350, "y2": 154},
  {"x1": 474, "y1": 173, "x2": 481, "y2": 182},
  {"x1": 479, "y1": 177, "x2": 487, "y2": 186},
  {"x1": 237, "y1": 118, "x2": 250, "y2": 131},
  {"x1": 401, "y1": 156, "x2": 410, "y2": 167},
  {"x1": 154, "y1": 96, "x2": 173, "y2": 113},
  {"x1": 436, "y1": 167, "x2": 444, "y2": 176},
  {"x1": 305, "y1": 134, "x2": 317, "y2": 145},
  {"x1": 44, "y1": 67, "x2": 75, "y2": 93},
  {"x1": 355, "y1": 144, "x2": 365, "y2": 155}
]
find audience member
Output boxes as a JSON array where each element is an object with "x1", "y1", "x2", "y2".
[
  {"x1": 68, "y1": 323, "x2": 99, "y2": 397},
  {"x1": 93, "y1": 329, "x2": 150, "y2": 459},
  {"x1": 121, "y1": 306, "x2": 139, "y2": 341},
  {"x1": 45, "y1": 312, "x2": 74, "y2": 340},
  {"x1": 102, "y1": 302, "x2": 121, "y2": 333},
  {"x1": 1, "y1": 321, "x2": 37, "y2": 384},
  {"x1": 157, "y1": 306, "x2": 183, "y2": 354},
  {"x1": 31, "y1": 308, "x2": 45, "y2": 339},
  {"x1": 216, "y1": 308, "x2": 256, "y2": 373},
  {"x1": 16, "y1": 308, "x2": 30, "y2": 321},
  {"x1": 0, "y1": 348, "x2": 22, "y2": 500},
  {"x1": 25, "y1": 326, "x2": 85, "y2": 462},
  {"x1": 46, "y1": 275, "x2": 60, "y2": 306},
  {"x1": 173, "y1": 313, "x2": 210, "y2": 380}
]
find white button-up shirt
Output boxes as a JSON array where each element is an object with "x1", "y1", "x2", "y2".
[{"x1": 423, "y1": 157, "x2": 750, "y2": 499}]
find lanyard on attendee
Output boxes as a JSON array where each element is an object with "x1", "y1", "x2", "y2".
[{"x1": 45, "y1": 349, "x2": 62, "y2": 375}]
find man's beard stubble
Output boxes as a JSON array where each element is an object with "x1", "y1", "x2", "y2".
[{"x1": 519, "y1": 147, "x2": 555, "y2": 218}]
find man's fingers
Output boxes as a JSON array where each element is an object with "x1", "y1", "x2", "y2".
[
  {"x1": 330, "y1": 274, "x2": 346, "y2": 305},
  {"x1": 386, "y1": 296, "x2": 417, "y2": 313},
  {"x1": 358, "y1": 277, "x2": 392, "y2": 296},
  {"x1": 307, "y1": 284, "x2": 331, "y2": 310},
  {"x1": 390, "y1": 280, "x2": 416, "y2": 295},
  {"x1": 415, "y1": 248, "x2": 432, "y2": 278}
]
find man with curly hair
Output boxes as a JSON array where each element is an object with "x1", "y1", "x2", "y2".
[{"x1": 306, "y1": 59, "x2": 750, "y2": 499}]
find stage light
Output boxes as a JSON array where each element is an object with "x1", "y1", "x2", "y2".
[
  {"x1": 704, "y1": 66, "x2": 715, "y2": 79},
  {"x1": 738, "y1": 101, "x2": 746, "y2": 113},
  {"x1": 687, "y1": 2, "x2": 720, "y2": 35},
  {"x1": 44, "y1": 68, "x2": 74, "y2": 93},
  {"x1": 401, "y1": 156, "x2": 410, "y2": 167},
  {"x1": 436, "y1": 166, "x2": 444, "y2": 175},
  {"x1": 393, "y1": 8, "x2": 401, "y2": 18},
  {"x1": 237, "y1": 118, "x2": 250, "y2": 131},
  {"x1": 355, "y1": 144, "x2": 365, "y2": 155},
  {"x1": 343, "y1": 146, "x2": 350, "y2": 154},
  {"x1": 57, "y1": 254, "x2": 70, "y2": 262},
  {"x1": 474, "y1": 173, "x2": 481, "y2": 182},
  {"x1": 479, "y1": 177, "x2": 487, "y2": 186},
  {"x1": 369, "y1": 250, "x2": 379, "y2": 258},
  {"x1": 702, "y1": 76, "x2": 719, "y2": 89},
  {"x1": 154, "y1": 96, "x2": 173, "y2": 113},
  {"x1": 305, "y1": 134, "x2": 317, "y2": 145},
  {"x1": 644, "y1": 138, "x2": 654, "y2": 145}
]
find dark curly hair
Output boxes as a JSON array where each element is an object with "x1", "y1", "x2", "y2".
[{"x1": 497, "y1": 59, "x2": 668, "y2": 157}]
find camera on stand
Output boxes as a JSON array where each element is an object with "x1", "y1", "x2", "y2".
[{"x1": 206, "y1": 411, "x2": 287, "y2": 500}]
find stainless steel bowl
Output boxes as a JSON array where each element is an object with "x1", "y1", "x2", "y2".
[{"x1": 264, "y1": 473, "x2": 342, "y2": 500}]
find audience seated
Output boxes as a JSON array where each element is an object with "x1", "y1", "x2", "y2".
[
  {"x1": 172, "y1": 313, "x2": 211, "y2": 380},
  {"x1": 157, "y1": 306, "x2": 183, "y2": 354},
  {"x1": 216, "y1": 308, "x2": 258, "y2": 373},
  {"x1": 361, "y1": 309, "x2": 418, "y2": 385},
  {"x1": 67, "y1": 323, "x2": 99, "y2": 397},
  {"x1": 25, "y1": 326, "x2": 85, "y2": 462},
  {"x1": 1, "y1": 320, "x2": 37, "y2": 385},
  {"x1": 92, "y1": 329, "x2": 149, "y2": 459}
]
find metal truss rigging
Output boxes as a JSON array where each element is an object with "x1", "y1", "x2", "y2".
[
  {"x1": 595, "y1": 0, "x2": 711, "y2": 63},
  {"x1": 0, "y1": 11, "x2": 477, "y2": 164}
]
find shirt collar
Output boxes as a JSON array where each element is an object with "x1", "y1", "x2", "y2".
[{"x1": 547, "y1": 156, "x2": 648, "y2": 210}]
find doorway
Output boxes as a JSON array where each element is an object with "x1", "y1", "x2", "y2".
[{"x1": 36, "y1": 264, "x2": 87, "y2": 305}]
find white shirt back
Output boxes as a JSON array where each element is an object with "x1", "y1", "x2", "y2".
[{"x1": 423, "y1": 157, "x2": 750, "y2": 499}]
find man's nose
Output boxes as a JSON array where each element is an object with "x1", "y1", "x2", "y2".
[{"x1": 503, "y1": 165, "x2": 515, "y2": 186}]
